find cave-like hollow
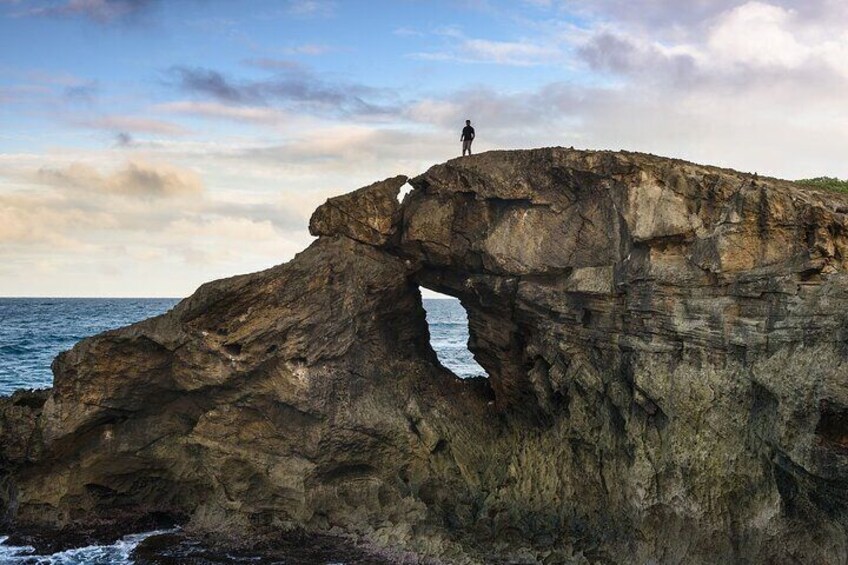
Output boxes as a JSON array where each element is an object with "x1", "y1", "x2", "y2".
[{"x1": 414, "y1": 272, "x2": 536, "y2": 415}]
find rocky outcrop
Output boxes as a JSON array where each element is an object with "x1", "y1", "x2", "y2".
[
  {"x1": 3, "y1": 148, "x2": 848, "y2": 563},
  {"x1": 309, "y1": 174, "x2": 407, "y2": 246}
]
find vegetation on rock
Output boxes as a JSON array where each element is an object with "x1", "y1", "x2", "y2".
[{"x1": 796, "y1": 176, "x2": 848, "y2": 193}]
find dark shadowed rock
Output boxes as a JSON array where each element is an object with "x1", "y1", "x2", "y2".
[
  {"x1": 0, "y1": 389, "x2": 48, "y2": 528},
  {"x1": 131, "y1": 529, "x2": 399, "y2": 565},
  {"x1": 0, "y1": 389, "x2": 48, "y2": 464},
  {"x1": 3, "y1": 148, "x2": 848, "y2": 564}
]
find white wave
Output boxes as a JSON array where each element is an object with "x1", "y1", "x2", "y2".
[{"x1": 0, "y1": 528, "x2": 177, "y2": 565}]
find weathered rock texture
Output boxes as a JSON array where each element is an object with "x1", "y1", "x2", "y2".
[
  {"x1": 3, "y1": 148, "x2": 848, "y2": 563},
  {"x1": 309, "y1": 174, "x2": 407, "y2": 246}
]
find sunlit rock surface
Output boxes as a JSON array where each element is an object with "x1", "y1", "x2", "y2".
[{"x1": 3, "y1": 148, "x2": 848, "y2": 563}]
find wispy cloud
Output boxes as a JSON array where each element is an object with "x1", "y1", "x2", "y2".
[
  {"x1": 393, "y1": 26, "x2": 424, "y2": 37},
  {"x1": 409, "y1": 26, "x2": 568, "y2": 66},
  {"x1": 286, "y1": 0, "x2": 336, "y2": 18},
  {"x1": 156, "y1": 100, "x2": 290, "y2": 124},
  {"x1": 414, "y1": 37, "x2": 564, "y2": 66},
  {"x1": 282, "y1": 43, "x2": 335, "y2": 55},
  {"x1": 76, "y1": 115, "x2": 188, "y2": 135},
  {"x1": 63, "y1": 80, "x2": 99, "y2": 103},
  {"x1": 36, "y1": 160, "x2": 203, "y2": 199},
  {"x1": 165, "y1": 65, "x2": 401, "y2": 117},
  {"x1": 242, "y1": 58, "x2": 304, "y2": 72},
  {"x1": 167, "y1": 67, "x2": 246, "y2": 103},
  {"x1": 114, "y1": 132, "x2": 134, "y2": 147},
  {"x1": 21, "y1": 0, "x2": 159, "y2": 24}
]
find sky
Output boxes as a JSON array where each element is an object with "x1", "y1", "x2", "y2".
[{"x1": 3, "y1": 0, "x2": 848, "y2": 297}]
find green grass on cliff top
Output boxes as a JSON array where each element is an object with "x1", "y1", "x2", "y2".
[{"x1": 796, "y1": 177, "x2": 848, "y2": 193}]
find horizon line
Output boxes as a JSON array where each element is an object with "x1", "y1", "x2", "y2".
[{"x1": 0, "y1": 295, "x2": 459, "y2": 300}]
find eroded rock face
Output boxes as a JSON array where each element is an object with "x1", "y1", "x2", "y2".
[
  {"x1": 309, "y1": 175, "x2": 408, "y2": 246},
  {"x1": 3, "y1": 148, "x2": 848, "y2": 563}
]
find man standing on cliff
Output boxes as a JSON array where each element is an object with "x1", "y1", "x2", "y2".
[{"x1": 461, "y1": 119, "x2": 475, "y2": 156}]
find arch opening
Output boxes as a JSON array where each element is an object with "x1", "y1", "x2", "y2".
[{"x1": 420, "y1": 290, "x2": 488, "y2": 379}]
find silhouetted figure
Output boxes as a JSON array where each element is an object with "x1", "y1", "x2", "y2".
[{"x1": 461, "y1": 119, "x2": 475, "y2": 156}]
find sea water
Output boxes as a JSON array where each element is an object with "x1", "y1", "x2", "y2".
[
  {"x1": 0, "y1": 296, "x2": 484, "y2": 563},
  {"x1": 0, "y1": 297, "x2": 484, "y2": 396},
  {"x1": 0, "y1": 298, "x2": 181, "y2": 395}
]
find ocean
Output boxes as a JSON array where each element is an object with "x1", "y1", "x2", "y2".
[
  {"x1": 0, "y1": 296, "x2": 484, "y2": 563},
  {"x1": 0, "y1": 297, "x2": 485, "y2": 397}
]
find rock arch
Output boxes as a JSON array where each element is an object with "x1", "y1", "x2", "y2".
[{"x1": 3, "y1": 148, "x2": 848, "y2": 563}]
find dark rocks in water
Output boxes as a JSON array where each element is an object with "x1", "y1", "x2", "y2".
[
  {"x1": 131, "y1": 529, "x2": 399, "y2": 565},
  {"x1": 3, "y1": 147, "x2": 848, "y2": 563},
  {"x1": 1, "y1": 508, "x2": 177, "y2": 555}
]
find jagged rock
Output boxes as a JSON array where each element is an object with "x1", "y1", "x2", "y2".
[
  {"x1": 2, "y1": 148, "x2": 848, "y2": 564},
  {"x1": 0, "y1": 389, "x2": 48, "y2": 526},
  {"x1": 0, "y1": 389, "x2": 48, "y2": 464},
  {"x1": 309, "y1": 175, "x2": 407, "y2": 246}
]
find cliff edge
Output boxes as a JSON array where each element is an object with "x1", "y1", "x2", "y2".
[{"x1": 2, "y1": 148, "x2": 848, "y2": 563}]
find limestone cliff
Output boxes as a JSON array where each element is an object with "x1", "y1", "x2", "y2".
[{"x1": 2, "y1": 148, "x2": 848, "y2": 563}]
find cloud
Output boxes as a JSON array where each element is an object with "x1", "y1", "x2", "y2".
[
  {"x1": 550, "y1": 0, "x2": 839, "y2": 31},
  {"x1": 551, "y1": 0, "x2": 736, "y2": 29},
  {"x1": 77, "y1": 115, "x2": 188, "y2": 135},
  {"x1": 167, "y1": 216, "x2": 282, "y2": 243},
  {"x1": 244, "y1": 58, "x2": 304, "y2": 72},
  {"x1": 36, "y1": 160, "x2": 203, "y2": 199},
  {"x1": 168, "y1": 67, "x2": 247, "y2": 103},
  {"x1": 400, "y1": 69, "x2": 848, "y2": 182},
  {"x1": 404, "y1": 84, "x2": 581, "y2": 143},
  {"x1": 410, "y1": 27, "x2": 567, "y2": 66},
  {"x1": 0, "y1": 193, "x2": 112, "y2": 248},
  {"x1": 22, "y1": 0, "x2": 158, "y2": 23},
  {"x1": 576, "y1": 31, "x2": 698, "y2": 83},
  {"x1": 166, "y1": 65, "x2": 400, "y2": 117},
  {"x1": 0, "y1": 71, "x2": 99, "y2": 106},
  {"x1": 114, "y1": 132, "x2": 134, "y2": 147},
  {"x1": 9, "y1": 0, "x2": 848, "y2": 297},
  {"x1": 393, "y1": 26, "x2": 425, "y2": 37},
  {"x1": 573, "y1": 2, "x2": 848, "y2": 89},
  {"x1": 520, "y1": 0, "x2": 848, "y2": 85},
  {"x1": 282, "y1": 43, "x2": 335, "y2": 56},
  {"x1": 161, "y1": 215, "x2": 307, "y2": 266},
  {"x1": 415, "y1": 38, "x2": 564, "y2": 66},
  {"x1": 705, "y1": 2, "x2": 820, "y2": 70},
  {"x1": 462, "y1": 38, "x2": 562, "y2": 65},
  {"x1": 156, "y1": 100, "x2": 289, "y2": 124},
  {"x1": 286, "y1": 0, "x2": 335, "y2": 18},
  {"x1": 63, "y1": 80, "x2": 98, "y2": 103},
  {"x1": 0, "y1": 151, "x2": 317, "y2": 295},
  {"x1": 388, "y1": 0, "x2": 848, "y2": 179}
]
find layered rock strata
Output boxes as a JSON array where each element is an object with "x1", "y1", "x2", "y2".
[{"x1": 2, "y1": 148, "x2": 848, "y2": 563}]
